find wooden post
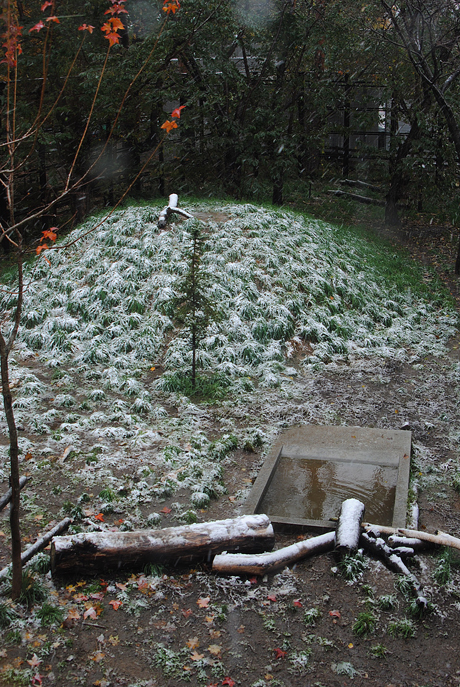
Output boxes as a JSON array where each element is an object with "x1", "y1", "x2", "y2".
[{"x1": 51, "y1": 514, "x2": 275, "y2": 576}]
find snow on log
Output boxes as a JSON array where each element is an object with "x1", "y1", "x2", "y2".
[
  {"x1": 360, "y1": 531, "x2": 427, "y2": 608},
  {"x1": 387, "y1": 535, "x2": 428, "y2": 552},
  {"x1": 0, "y1": 476, "x2": 28, "y2": 513},
  {"x1": 212, "y1": 531, "x2": 336, "y2": 576},
  {"x1": 158, "y1": 193, "x2": 194, "y2": 228},
  {"x1": 0, "y1": 516, "x2": 71, "y2": 581},
  {"x1": 335, "y1": 499, "x2": 365, "y2": 556},
  {"x1": 362, "y1": 523, "x2": 460, "y2": 552},
  {"x1": 51, "y1": 514, "x2": 275, "y2": 576}
]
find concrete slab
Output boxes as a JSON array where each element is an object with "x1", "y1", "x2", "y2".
[{"x1": 244, "y1": 425, "x2": 411, "y2": 530}]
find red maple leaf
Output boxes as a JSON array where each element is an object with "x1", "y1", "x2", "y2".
[
  {"x1": 160, "y1": 120, "x2": 178, "y2": 133},
  {"x1": 267, "y1": 594, "x2": 276, "y2": 602},
  {"x1": 46, "y1": 16, "x2": 60, "y2": 23},
  {"x1": 29, "y1": 20, "x2": 45, "y2": 33},
  {"x1": 329, "y1": 609, "x2": 341, "y2": 618},
  {"x1": 104, "y1": 17, "x2": 124, "y2": 31},
  {"x1": 109, "y1": 599, "x2": 122, "y2": 610},
  {"x1": 182, "y1": 608, "x2": 192, "y2": 618},
  {"x1": 171, "y1": 105, "x2": 186, "y2": 119},
  {"x1": 105, "y1": 4, "x2": 128, "y2": 14},
  {"x1": 274, "y1": 647, "x2": 287, "y2": 659},
  {"x1": 293, "y1": 599, "x2": 303, "y2": 607},
  {"x1": 78, "y1": 24, "x2": 95, "y2": 33},
  {"x1": 160, "y1": 506, "x2": 171, "y2": 514},
  {"x1": 94, "y1": 513, "x2": 105, "y2": 522},
  {"x1": 222, "y1": 679, "x2": 235, "y2": 687},
  {"x1": 104, "y1": 31, "x2": 120, "y2": 46},
  {"x1": 249, "y1": 576, "x2": 258, "y2": 585},
  {"x1": 41, "y1": 1, "x2": 53, "y2": 10},
  {"x1": 36, "y1": 243, "x2": 48, "y2": 255},
  {"x1": 41, "y1": 228, "x2": 57, "y2": 242}
]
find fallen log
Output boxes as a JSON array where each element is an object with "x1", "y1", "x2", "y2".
[
  {"x1": 0, "y1": 476, "x2": 28, "y2": 513},
  {"x1": 326, "y1": 189, "x2": 385, "y2": 206},
  {"x1": 360, "y1": 531, "x2": 427, "y2": 609},
  {"x1": 158, "y1": 193, "x2": 194, "y2": 228},
  {"x1": 212, "y1": 531, "x2": 336, "y2": 576},
  {"x1": 335, "y1": 499, "x2": 365, "y2": 557},
  {"x1": 339, "y1": 179, "x2": 382, "y2": 193},
  {"x1": 362, "y1": 523, "x2": 460, "y2": 552},
  {"x1": 0, "y1": 517, "x2": 71, "y2": 581},
  {"x1": 387, "y1": 535, "x2": 429, "y2": 552},
  {"x1": 51, "y1": 514, "x2": 274, "y2": 576}
]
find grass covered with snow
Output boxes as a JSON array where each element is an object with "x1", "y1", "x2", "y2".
[
  {"x1": 0, "y1": 201, "x2": 457, "y2": 520},
  {"x1": 4, "y1": 201, "x2": 457, "y2": 374}
]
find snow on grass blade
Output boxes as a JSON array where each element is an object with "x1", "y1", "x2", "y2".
[{"x1": 0, "y1": 201, "x2": 457, "y2": 512}]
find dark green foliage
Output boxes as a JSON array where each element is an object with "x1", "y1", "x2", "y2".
[
  {"x1": 353, "y1": 611, "x2": 377, "y2": 637},
  {"x1": 36, "y1": 602, "x2": 64, "y2": 627}
]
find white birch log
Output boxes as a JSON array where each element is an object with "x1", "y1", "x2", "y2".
[
  {"x1": 362, "y1": 523, "x2": 460, "y2": 552},
  {"x1": 158, "y1": 193, "x2": 194, "y2": 228},
  {"x1": 360, "y1": 531, "x2": 427, "y2": 608},
  {"x1": 388, "y1": 535, "x2": 427, "y2": 552},
  {"x1": 0, "y1": 476, "x2": 28, "y2": 513},
  {"x1": 0, "y1": 517, "x2": 72, "y2": 581},
  {"x1": 212, "y1": 531, "x2": 336, "y2": 576},
  {"x1": 335, "y1": 499, "x2": 365, "y2": 556},
  {"x1": 51, "y1": 514, "x2": 275, "y2": 575}
]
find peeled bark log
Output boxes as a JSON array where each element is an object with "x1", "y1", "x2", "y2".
[
  {"x1": 51, "y1": 514, "x2": 274, "y2": 576},
  {"x1": 213, "y1": 531, "x2": 336, "y2": 576},
  {"x1": 362, "y1": 523, "x2": 460, "y2": 552},
  {"x1": 0, "y1": 516, "x2": 71, "y2": 581},
  {"x1": 335, "y1": 499, "x2": 365, "y2": 557},
  {"x1": 158, "y1": 193, "x2": 194, "y2": 228},
  {"x1": 387, "y1": 535, "x2": 428, "y2": 552},
  {"x1": 360, "y1": 531, "x2": 427, "y2": 609},
  {"x1": 0, "y1": 476, "x2": 28, "y2": 513}
]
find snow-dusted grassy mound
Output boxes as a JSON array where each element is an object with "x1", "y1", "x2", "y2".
[
  {"x1": 3, "y1": 202, "x2": 457, "y2": 387},
  {"x1": 0, "y1": 201, "x2": 457, "y2": 518}
]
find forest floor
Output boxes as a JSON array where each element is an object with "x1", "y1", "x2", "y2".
[{"x1": 1, "y1": 205, "x2": 460, "y2": 687}]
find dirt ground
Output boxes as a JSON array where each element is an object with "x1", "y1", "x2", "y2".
[{"x1": 1, "y1": 218, "x2": 460, "y2": 687}]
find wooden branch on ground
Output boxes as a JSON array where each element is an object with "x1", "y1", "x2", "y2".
[
  {"x1": 335, "y1": 499, "x2": 365, "y2": 557},
  {"x1": 51, "y1": 514, "x2": 275, "y2": 576},
  {"x1": 362, "y1": 523, "x2": 460, "y2": 552},
  {"x1": 0, "y1": 517, "x2": 72, "y2": 581},
  {"x1": 387, "y1": 535, "x2": 429, "y2": 552},
  {"x1": 360, "y1": 531, "x2": 427, "y2": 609},
  {"x1": 339, "y1": 179, "x2": 382, "y2": 193},
  {"x1": 158, "y1": 193, "x2": 194, "y2": 228},
  {"x1": 0, "y1": 476, "x2": 28, "y2": 513},
  {"x1": 212, "y1": 531, "x2": 336, "y2": 576},
  {"x1": 326, "y1": 189, "x2": 385, "y2": 206}
]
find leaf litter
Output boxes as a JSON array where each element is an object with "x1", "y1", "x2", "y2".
[{"x1": 0, "y1": 201, "x2": 460, "y2": 685}]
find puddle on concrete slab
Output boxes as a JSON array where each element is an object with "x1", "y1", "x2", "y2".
[
  {"x1": 245, "y1": 426, "x2": 412, "y2": 529},
  {"x1": 258, "y1": 456, "x2": 398, "y2": 526}
]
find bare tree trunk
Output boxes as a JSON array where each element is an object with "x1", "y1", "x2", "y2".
[{"x1": 0, "y1": 248, "x2": 24, "y2": 599}]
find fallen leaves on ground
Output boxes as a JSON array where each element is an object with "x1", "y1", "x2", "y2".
[
  {"x1": 197, "y1": 596, "x2": 210, "y2": 608},
  {"x1": 190, "y1": 650, "x2": 205, "y2": 661},
  {"x1": 274, "y1": 647, "x2": 287, "y2": 659},
  {"x1": 208, "y1": 644, "x2": 222, "y2": 655},
  {"x1": 186, "y1": 637, "x2": 200, "y2": 650},
  {"x1": 109, "y1": 599, "x2": 122, "y2": 610}
]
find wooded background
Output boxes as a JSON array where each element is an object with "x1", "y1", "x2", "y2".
[{"x1": 3, "y1": 0, "x2": 460, "y2": 243}]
